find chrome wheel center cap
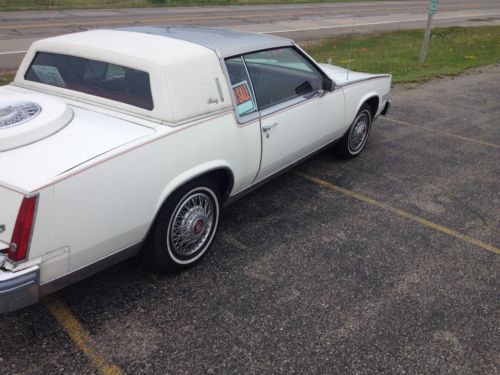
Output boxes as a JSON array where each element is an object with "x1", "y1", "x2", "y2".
[
  {"x1": 193, "y1": 219, "x2": 205, "y2": 235},
  {"x1": 355, "y1": 122, "x2": 367, "y2": 136},
  {"x1": 182, "y1": 207, "x2": 208, "y2": 241}
]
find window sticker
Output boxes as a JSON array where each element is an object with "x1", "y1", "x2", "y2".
[
  {"x1": 232, "y1": 80, "x2": 255, "y2": 116},
  {"x1": 31, "y1": 65, "x2": 66, "y2": 87}
]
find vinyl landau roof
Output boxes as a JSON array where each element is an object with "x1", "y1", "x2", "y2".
[{"x1": 118, "y1": 26, "x2": 294, "y2": 58}]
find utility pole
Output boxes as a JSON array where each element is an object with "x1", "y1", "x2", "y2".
[{"x1": 419, "y1": 0, "x2": 440, "y2": 66}]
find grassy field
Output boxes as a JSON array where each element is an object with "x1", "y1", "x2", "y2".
[
  {"x1": 304, "y1": 26, "x2": 500, "y2": 83},
  {"x1": 0, "y1": 71, "x2": 15, "y2": 86},
  {"x1": 0, "y1": 0, "x2": 379, "y2": 11},
  {"x1": 1, "y1": 26, "x2": 499, "y2": 86}
]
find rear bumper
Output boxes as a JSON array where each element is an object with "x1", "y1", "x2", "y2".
[{"x1": 0, "y1": 264, "x2": 40, "y2": 314}]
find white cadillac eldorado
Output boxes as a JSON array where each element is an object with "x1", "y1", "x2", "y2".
[{"x1": 0, "y1": 27, "x2": 391, "y2": 313}]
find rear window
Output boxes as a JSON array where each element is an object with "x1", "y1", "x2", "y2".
[{"x1": 25, "y1": 52, "x2": 154, "y2": 110}]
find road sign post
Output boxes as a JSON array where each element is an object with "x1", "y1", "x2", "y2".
[{"x1": 419, "y1": 0, "x2": 440, "y2": 65}]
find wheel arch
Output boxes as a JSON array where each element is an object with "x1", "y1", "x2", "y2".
[
  {"x1": 141, "y1": 162, "x2": 233, "y2": 246},
  {"x1": 356, "y1": 93, "x2": 380, "y2": 119},
  {"x1": 155, "y1": 162, "x2": 234, "y2": 214},
  {"x1": 141, "y1": 162, "x2": 233, "y2": 267}
]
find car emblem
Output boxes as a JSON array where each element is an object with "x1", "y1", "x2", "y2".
[{"x1": 0, "y1": 224, "x2": 5, "y2": 234}]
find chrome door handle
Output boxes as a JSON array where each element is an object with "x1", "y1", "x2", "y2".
[{"x1": 262, "y1": 122, "x2": 279, "y2": 132}]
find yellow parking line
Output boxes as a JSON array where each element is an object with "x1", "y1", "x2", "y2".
[
  {"x1": 296, "y1": 172, "x2": 500, "y2": 255},
  {"x1": 44, "y1": 297, "x2": 122, "y2": 375},
  {"x1": 381, "y1": 117, "x2": 500, "y2": 149}
]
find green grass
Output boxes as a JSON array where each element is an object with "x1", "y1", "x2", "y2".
[
  {"x1": 1, "y1": 26, "x2": 499, "y2": 87},
  {"x1": 0, "y1": 0, "x2": 381, "y2": 11},
  {"x1": 0, "y1": 71, "x2": 15, "y2": 86},
  {"x1": 304, "y1": 26, "x2": 500, "y2": 83}
]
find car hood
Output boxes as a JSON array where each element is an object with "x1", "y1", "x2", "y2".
[
  {"x1": 319, "y1": 63, "x2": 376, "y2": 86},
  {"x1": 0, "y1": 87, "x2": 154, "y2": 193}
]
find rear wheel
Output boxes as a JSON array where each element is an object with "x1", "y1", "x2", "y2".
[
  {"x1": 335, "y1": 103, "x2": 373, "y2": 159},
  {"x1": 144, "y1": 178, "x2": 220, "y2": 271}
]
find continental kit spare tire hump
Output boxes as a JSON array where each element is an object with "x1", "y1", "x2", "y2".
[{"x1": 0, "y1": 94, "x2": 72, "y2": 152}]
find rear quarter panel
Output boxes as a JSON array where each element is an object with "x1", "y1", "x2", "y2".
[{"x1": 48, "y1": 112, "x2": 261, "y2": 273}]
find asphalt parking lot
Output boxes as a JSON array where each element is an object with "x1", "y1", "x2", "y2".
[{"x1": 0, "y1": 65, "x2": 499, "y2": 374}]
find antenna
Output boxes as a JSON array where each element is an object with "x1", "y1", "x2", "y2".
[{"x1": 347, "y1": 11, "x2": 356, "y2": 80}]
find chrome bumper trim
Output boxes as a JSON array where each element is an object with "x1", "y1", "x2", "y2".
[{"x1": 0, "y1": 265, "x2": 40, "y2": 314}]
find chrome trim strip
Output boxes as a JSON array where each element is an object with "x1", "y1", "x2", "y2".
[
  {"x1": 0, "y1": 279, "x2": 35, "y2": 294},
  {"x1": 0, "y1": 265, "x2": 40, "y2": 314},
  {"x1": 241, "y1": 56, "x2": 258, "y2": 109},
  {"x1": 259, "y1": 95, "x2": 308, "y2": 119},
  {"x1": 258, "y1": 90, "x2": 335, "y2": 120},
  {"x1": 219, "y1": 55, "x2": 261, "y2": 126},
  {"x1": 337, "y1": 75, "x2": 392, "y2": 88},
  {"x1": 215, "y1": 78, "x2": 224, "y2": 103}
]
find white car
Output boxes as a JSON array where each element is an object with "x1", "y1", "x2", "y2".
[{"x1": 0, "y1": 27, "x2": 391, "y2": 313}]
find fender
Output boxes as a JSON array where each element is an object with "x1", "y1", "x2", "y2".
[{"x1": 356, "y1": 91, "x2": 380, "y2": 117}]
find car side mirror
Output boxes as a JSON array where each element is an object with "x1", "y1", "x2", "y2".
[{"x1": 322, "y1": 78, "x2": 334, "y2": 92}]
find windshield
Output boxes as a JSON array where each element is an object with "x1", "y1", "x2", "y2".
[{"x1": 25, "y1": 52, "x2": 154, "y2": 110}]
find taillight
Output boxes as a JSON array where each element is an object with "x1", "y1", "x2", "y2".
[{"x1": 8, "y1": 195, "x2": 38, "y2": 263}]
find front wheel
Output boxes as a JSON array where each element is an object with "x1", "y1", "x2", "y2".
[
  {"x1": 335, "y1": 104, "x2": 373, "y2": 159},
  {"x1": 144, "y1": 178, "x2": 220, "y2": 271}
]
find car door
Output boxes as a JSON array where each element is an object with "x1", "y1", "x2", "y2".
[{"x1": 241, "y1": 47, "x2": 346, "y2": 182}]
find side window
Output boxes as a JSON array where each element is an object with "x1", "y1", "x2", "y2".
[
  {"x1": 225, "y1": 56, "x2": 258, "y2": 116},
  {"x1": 243, "y1": 47, "x2": 323, "y2": 110}
]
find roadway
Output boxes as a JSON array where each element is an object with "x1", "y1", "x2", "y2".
[{"x1": 0, "y1": 0, "x2": 499, "y2": 71}]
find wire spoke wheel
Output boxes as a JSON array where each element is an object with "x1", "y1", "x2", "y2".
[
  {"x1": 168, "y1": 191, "x2": 215, "y2": 258},
  {"x1": 348, "y1": 110, "x2": 370, "y2": 153},
  {"x1": 144, "y1": 179, "x2": 221, "y2": 271},
  {"x1": 334, "y1": 104, "x2": 373, "y2": 159}
]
